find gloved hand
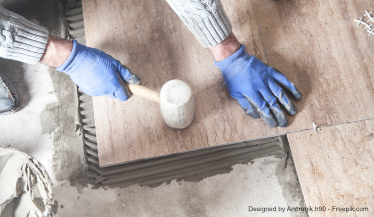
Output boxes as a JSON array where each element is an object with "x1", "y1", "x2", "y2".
[
  {"x1": 215, "y1": 45, "x2": 302, "y2": 128},
  {"x1": 56, "y1": 40, "x2": 141, "y2": 101}
]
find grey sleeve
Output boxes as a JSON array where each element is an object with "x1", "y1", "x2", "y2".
[
  {"x1": 165, "y1": 0, "x2": 232, "y2": 48},
  {"x1": 0, "y1": 5, "x2": 49, "y2": 64}
]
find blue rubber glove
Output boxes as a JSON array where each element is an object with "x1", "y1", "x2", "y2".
[
  {"x1": 56, "y1": 40, "x2": 141, "y2": 101},
  {"x1": 215, "y1": 45, "x2": 302, "y2": 128}
]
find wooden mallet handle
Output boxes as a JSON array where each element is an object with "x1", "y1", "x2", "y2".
[{"x1": 124, "y1": 83, "x2": 160, "y2": 103}]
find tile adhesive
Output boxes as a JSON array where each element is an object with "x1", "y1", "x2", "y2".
[{"x1": 0, "y1": 146, "x2": 54, "y2": 216}]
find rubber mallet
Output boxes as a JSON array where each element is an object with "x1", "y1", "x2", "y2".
[{"x1": 123, "y1": 79, "x2": 194, "y2": 129}]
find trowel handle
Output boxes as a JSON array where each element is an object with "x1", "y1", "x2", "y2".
[{"x1": 125, "y1": 83, "x2": 160, "y2": 103}]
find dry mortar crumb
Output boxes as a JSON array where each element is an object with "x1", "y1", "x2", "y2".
[
  {"x1": 355, "y1": 10, "x2": 374, "y2": 37},
  {"x1": 313, "y1": 122, "x2": 317, "y2": 133}
]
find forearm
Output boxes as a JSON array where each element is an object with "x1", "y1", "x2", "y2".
[
  {"x1": 0, "y1": 5, "x2": 49, "y2": 64},
  {"x1": 165, "y1": 0, "x2": 232, "y2": 48},
  {"x1": 208, "y1": 32, "x2": 241, "y2": 62},
  {"x1": 165, "y1": 0, "x2": 240, "y2": 61},
  {"x1": 40, "y1": 36, "x2": 73, "y2": 68}
]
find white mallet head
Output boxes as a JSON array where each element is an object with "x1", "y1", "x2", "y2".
[{"x1": 160, "y1": 79, "x2": 194, "y2": 129}]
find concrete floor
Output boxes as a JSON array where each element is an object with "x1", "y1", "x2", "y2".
[{"x1": 0, "y1": 1, "x2": 307, "y2": 216}]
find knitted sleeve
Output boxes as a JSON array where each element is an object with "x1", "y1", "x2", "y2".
[
  {"x1": 165, "y1": 0, "x2": 232, "y2": 47},
  {"x1": 0, "y1": 5, "x2": 49, "y2": 64}
]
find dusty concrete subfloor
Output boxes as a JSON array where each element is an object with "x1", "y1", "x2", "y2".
[{"x1": 0, "y1": 0, "x2": 307, "y2": 216}]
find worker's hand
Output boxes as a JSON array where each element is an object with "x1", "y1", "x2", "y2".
[
  {"x1": 215, "y1": 44, "x2": 302, "y2": 128},
  {"x1": 56, "y1": 40, "x2": 141, "y2": 101}
]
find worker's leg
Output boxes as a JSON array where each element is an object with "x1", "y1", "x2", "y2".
[{"x1": 0, "y1": 72, "x2": 20, "y2": 115}]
